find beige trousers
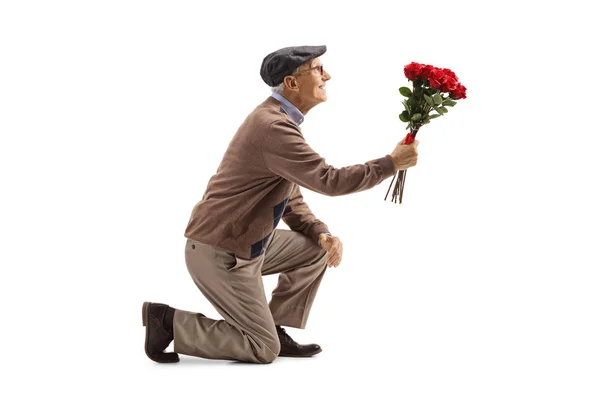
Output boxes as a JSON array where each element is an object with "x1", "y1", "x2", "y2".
[{"x1": 173, "y1": 228, "x2": 328, "y2": 363}]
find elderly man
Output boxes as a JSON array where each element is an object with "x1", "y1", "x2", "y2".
[{"x1": 142, "y1": 45, "x2": 419, "y2": 364}]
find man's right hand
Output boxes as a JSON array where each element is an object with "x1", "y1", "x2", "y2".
[{"x1": 390, "y1": 138, "x2": 419, "y2": 170}]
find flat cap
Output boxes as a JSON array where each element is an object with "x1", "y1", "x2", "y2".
[{"x1": 260, "y1": 45, "x2": 327, "y2": 86}]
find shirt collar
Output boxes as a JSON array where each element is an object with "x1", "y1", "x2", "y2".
[{"x1": 270, "y1": 92, "x2": 304, "y2": 126}]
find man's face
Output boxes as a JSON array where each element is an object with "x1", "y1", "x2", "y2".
[{"x1": 293, "y1": 58, "x2": 331, "y2": 107}]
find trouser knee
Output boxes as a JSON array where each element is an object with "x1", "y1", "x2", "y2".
[{"x1": 250, "y1": 331, "x2": 280, "y2": 364}]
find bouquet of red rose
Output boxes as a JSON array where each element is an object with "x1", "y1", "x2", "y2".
[{"x1": 384, "y1": 62, "x2": 467, "y2": 204}]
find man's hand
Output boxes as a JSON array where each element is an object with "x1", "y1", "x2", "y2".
[
  {"x1": 390, "y1": 138, "x2": 419, "y2": 170},
  {"x1": 318, "y1": 233, "x2": 343, "y2": 268}
]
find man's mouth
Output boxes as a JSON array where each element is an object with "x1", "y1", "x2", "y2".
[{"x1": 318, "y1": 85, "x2": 327, "y2": 92}]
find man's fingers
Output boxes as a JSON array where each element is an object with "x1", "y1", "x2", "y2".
[
  {"x1": 328, "y1": 256, "x2": 341, "y2": 267},
  {"x1": 326, "y1": 246, "x2": 343, "y2": 267}
]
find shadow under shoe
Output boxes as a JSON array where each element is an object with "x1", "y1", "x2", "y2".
[
  {"x1": 142, "y1": 302, "x2": 179, "y2": 363},
  {"x1": 276, "y1": 325, "x2": 322, "y2": 358}
]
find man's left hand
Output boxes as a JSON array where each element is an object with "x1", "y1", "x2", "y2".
[{"x1": 318, "y1": 233, "x2": 343, "y2": 268}]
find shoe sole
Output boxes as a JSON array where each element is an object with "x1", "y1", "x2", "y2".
[
  {"x1": 142, "y1": 301, "x2": 179, "y2": 363},
  {"x1": 279, "y1": 348, "x2": 323, "y2": 358}
]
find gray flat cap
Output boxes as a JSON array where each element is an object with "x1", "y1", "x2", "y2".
[{"x1": 260, "y1": 45, "x2": 327, "y2": 86}]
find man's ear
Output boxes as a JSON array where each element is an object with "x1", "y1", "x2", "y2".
[{"x1": 284, "y1": 76, "x2": 298, "y2": 90}]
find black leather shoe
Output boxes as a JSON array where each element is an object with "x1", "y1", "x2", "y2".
[
  {"x1": 276, "y1": 325, "x2": 322, "y2": 357},
  {"x1": 142, "y1": 302, "x2": 179, "y2": 363}
]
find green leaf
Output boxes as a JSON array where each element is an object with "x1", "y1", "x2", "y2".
[
  {"x1": 399, "y1": 87, "x2": 412, "y2": 97},
  {"x1": 429, "y1": 114, "x2": 441, "y2": 119},
  {"x1": 433, "y1": 93, "x2": 443, "y2": 105},
  {"x1": 411, "y1": 113, "x2": 422, "y2": 121},
  {"x1": 442, "y1": 99, "x2": 457, "y2": 106},
  {"x1": 399, "y1": 112, "x2": 409, "y2": 122},
  {"x1": 424, "y1": 94, "x2": 434, "y2": 106},
  {"x1": 407, "y1": 96, "x2": 417, "y2": 109},
  {"x1": 433, "y1": 105, "x2": 444, "y2": 116},
  {"x1": 440, "y1": 106, "x2": 448, "y2": 113}
]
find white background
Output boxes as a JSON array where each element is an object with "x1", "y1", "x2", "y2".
[{"x1": 1, "y1": 0, "x2": 599, "y2": 399}]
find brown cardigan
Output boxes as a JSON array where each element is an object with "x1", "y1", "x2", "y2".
[{"x1": 184, "y1": 95, "x2": 396, "y2": 260}]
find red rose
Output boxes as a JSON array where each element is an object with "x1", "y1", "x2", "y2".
[
  {"x1": 404, "y1": 62, "x2": 423, "y2": 81},
  {"x1": 450, "y1": 83, "x2": 467, "y2": 100},
  {"x1": 419, "y1": 64, "x2": 435, "y2": 80},
  {"x1": 440, "y1": 76, "x2": 458, "y2": 92},
  {"x1": 442, "y1": 68, "x2": 457, "y2": 80},
  {"x1": 428, "y1": 68, "x2": 447, "y2": 89}
]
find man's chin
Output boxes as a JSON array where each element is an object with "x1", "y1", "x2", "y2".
[{"x1": 310, "y1": 96, "x2": 327, "y2": 108}]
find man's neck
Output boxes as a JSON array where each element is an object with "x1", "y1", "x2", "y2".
[
  {"x1": 280, "y1": 90, "x2": 317, "y2": 115},
  {"x1": 271, "y1": 92, "x2": 305, "y2": 125}
]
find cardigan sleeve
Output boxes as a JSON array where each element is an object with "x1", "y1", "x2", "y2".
[
  {"x1": 260, "y1": 119, "x2": 396, "y2": 197},
  {"x1": 282, "y1": 184, "x2": 330, "y2": 245}
]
